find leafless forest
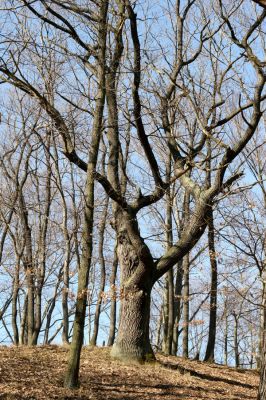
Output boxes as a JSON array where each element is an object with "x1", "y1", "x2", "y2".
[{"x1": 0, "y1": 0, "x2": 266, "y2": 398}]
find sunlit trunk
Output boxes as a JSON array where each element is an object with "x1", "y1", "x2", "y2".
[
  {"x1": 111, "y1": 285, "x2": 154, "y2": 361},
  {"x1": 111, "y1": 211, "x2": 155, "y2": 362},
  {"x1": 107, "y1": 247, "x2": 118, "y2": 347}
]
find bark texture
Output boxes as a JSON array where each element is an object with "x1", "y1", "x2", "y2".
[
  {"x1": 204, "y1": 209, "x2": 218, "y2": 362},
  {"x1": 182, "y1": 253, "x2": 190, "y2": 358},
  {"x1": 111, "y1": 212, "x2": 154, "y2": 362},
  {"x1": 258, "y1": 300, "x2": 266, "y2": 399}
]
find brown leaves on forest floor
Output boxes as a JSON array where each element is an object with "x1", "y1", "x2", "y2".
[{"x1": 0, "y1": 345, "x2": 259, "y2": 400}]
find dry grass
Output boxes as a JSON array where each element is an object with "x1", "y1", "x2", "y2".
[{"x1": 0, "y1": 345, "x2": 259, "y2": 400}]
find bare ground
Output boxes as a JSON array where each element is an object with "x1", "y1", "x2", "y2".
[{"x1": 0, "y1": 345, "x2": 259, "y2": 400}]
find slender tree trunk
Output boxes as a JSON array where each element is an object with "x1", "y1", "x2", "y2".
[
  {"x1": 163, "y1": 153, "x2": 174, "y2": 355},
  {"x1": 162, "y1": 268, "x2": 175, "y2": 355},
  {"x1": 162, "y1": 275, "x2": 169, "y2": 353},
  {"x1": 90, "y1": 143, "x2": 108, "y2": 347},
  {"x1": 32, "y1": 234, "x2": 48, "y2": 345},
  {"x1": 61, "y1": 190, "x2": 71, "y2": 345},
  {"x1": 62, "y1": 203, "x2": 70, "y2": 344},
  {"x1": 43, "y1": 299, "x2": 56, "y2": 345},
  {"x1": 182, "y1": 253, "x2": 190, "y2": 358},
  {"x1": 258, "y1": 335, "x2": 266, "y2": 400},
  {"x1": 250, "y1": 326, "x2": 255, "y2": 369},
  {"x1": 105, "y1": 2, "x2": 127, "y2": 352},
  {"x1": 32, "y1": 136, "x2": 52, "y2": 345},
  {"x1": 64, "y1": 1, "x2": 108, "y2": 388},
  {"x1": 20, "y1": 194, "x2": 35, "y2": 345},
  {"x1": 62, "y1": 258, "x2": 70, "y2": 344},
  {"x1": 259, "y1": 274, "x2": 266, "y2": 365},
  {"x1": 90, "y1": 196, "x2": 108, "y2": 346},
  {"x1": 181, "y1": 188, "x2": 191, "y2": 359},
  {"x1": 43, "y1": 268, "x2": 63, "y2": 344},
  {"x1": 233, "y1": 314, "x2": 240, "y2": 368},
  {"x1": 257, "y1": 196, "x2": 266, "y2": 398},
  {"x1": 18, "y1": 188, "x2": 35, "y2": 346},
  {"x1": 172, "y1": 259, "x2": 183, "y2": 355},
  {"x1": 258, "y1": 320, "x2": 266, "y2": 399},
  {"x1": 155, "y1": 304, "x2": 163, "y2": 350},
  {"x1": 204, "y1": 208, "x2": 218, "y2": 362},
  {"x1": 12, "y1": 260, "x2": 20, "y2": 345},
  {"x1": 258, "y1": 274, "x2": 266, "y2": 399},
  {"x1": 167, "y1": 268, "x2": 174, "y2": 354},
  {"x1": 25, "y1": 271, "x2": 34, "y2": 345},
  {"x1": 107, "y1": 247, "x2": 118, "y2": 346},
  {"x1": 19, "y1": 293, "x2": 28, "y2": 345},
  {"x1": 33, "y1": 284, "x2": 42, "y2": 345},
  {"x1": 52, "y1": 132, "x2": 70, "y2": 345},
  {"x1": 107, "y1": 95, "x2": 129, "y2": 348},
  {"x1": 224, "y1": 313, "x2": 228, "y2": 366},
  {"x1": 70, "y1": 163, "x2": 81, "y2": 272},
  {"x1": 64, "y1": 167, "x2": 99, "y2": 386}
]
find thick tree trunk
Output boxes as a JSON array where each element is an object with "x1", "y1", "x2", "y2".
[
  {"x1": 111, "y1": 285, "x2": 154, "y2": 361},
  {"x1": 204, "y1": 209, "x2": 218, "y2": 362},
  {"x1": 110, "y1": 211, "x2": 155, "y2": 362}
]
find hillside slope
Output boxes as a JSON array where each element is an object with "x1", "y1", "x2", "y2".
[{"x1": 0, "y1": 346, "x2": 259, "y2": 400}]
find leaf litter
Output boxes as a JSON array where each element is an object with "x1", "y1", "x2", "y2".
[{"x1": 0, "y1": 346, "x2": 259, "y2": 400}]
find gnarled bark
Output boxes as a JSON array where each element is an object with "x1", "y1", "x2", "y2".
[
  {"x1": 111, "y1": 287, "x2": 153, "y2": 361},
  {"x1": 111, "y1": 212, "x2": 154, "y2": 362}
]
